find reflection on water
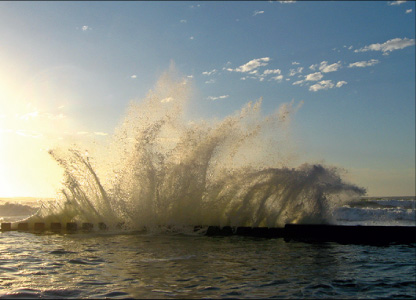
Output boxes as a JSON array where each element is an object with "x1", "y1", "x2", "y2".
[{"x1": 0, "y1": 231, "x2": 414, "y2": 299}]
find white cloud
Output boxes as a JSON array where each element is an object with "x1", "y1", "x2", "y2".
[
  {"x1": 131, "y1": 75, "x2": 137, "y2": 79},
  {"x1": 292, "y1": 61, "x2": 300, "y2": 65},
  {"x1": 270, "y1": 75, "x2": 284, "y2": 82},
  {"x1": 180, "y1": 19, "x2": 187, "y2": 23},
  {"x1": 308, "y1": 80, "x2": 347, "y2": 91},
  {"x1": 229, "y1": 57, "x2": 270, "y2": 73},
  {"x1": 279, "y1": 0, "x2": 296, "y2": 3},
  {"x1": 305, "y1": 72, "x2": 323, "y2": 81},
  {"x1": 288, "y1": 67, "x2": 303, "y2": 76},
  {"x1": 309, "y1": 80, "x2": 335, "y2": 92},
  {"x1": 202, "y1": 69, "x2": 217, "y2": 76},
  {"x1": 253, "y1": 10, "x2": 265, "y2": 16},
  {"x1": 309, "y1": 61, "x2": 342, "y2": 72},
  {"x1": 189, "y1": 36, "x2": 194, "y2": 40},
  {"x1": 336, "y1": 81, "x2": 347, "y2": 88},
  {"x1": 205, "y1": 79, "x2": 216, "y2": 84},
  {"x1": 292, "y1": 80, "x2": 304, "y2": 86},
  {"x1": 388, "y1": 0, "x2": 407, "y2": 5},
  {"x1": 263, "y1": 69, "x2": 281, "y2": 75},
  {"x1": 348, "y1": 59, "x2": 379, "y2": 68},
  {"x1": 187, "y1": 75, "x2": 194, "y2": 79},
  {"x1": 208, "y1": 95, "x2": 229, "y2": 101},
  {"x1": 406, "y1": 9, "x2": 412, "y2": 13},
  {"x1": 319, "y1": 61, "x2": 342, "y2": 73},
  {"x1": 354, "y1": 37, "x2": 415, "y2": 55},
  {"x1": 81, "y1": 25, "x2": 91, "y2": 31}
]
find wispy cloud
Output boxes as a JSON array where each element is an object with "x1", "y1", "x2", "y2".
[
  {"x1": 227, "y1": 57, "x2": 271, "y2": 73},
  {"x1": 279, "y1": 0, "x2": 296, "y2": 3},
  {"x1": 309, "y1": 80, "x2": 346, "y2": 92},
  {"x1": 202, "y1": 69, "x2": 217, "y2": 76},
  {"x1": 270, "y1": 75, "x2": 284, "y2": 82},
  {"x1": 288, "y1": 67, "x2": 303, "y2": 76},
  {"x1": 253, "y1": 10, "x2": 265, "y2": 16},
  {"x1": 207, "y1": 95, "x2": 229, "y2": 101},
  {"x1": 354, "y1": 37, "x2": 415, "y2": 55},
  {"x1": 227, "y1": 60, "x2": 286, "y2": 82},
  {"x1": 405, "y1": 9, "x2": 412, "y2": 13},
  {"x1": 292, "y1": 61, "x2": 300, "y2": 65},
  {"x1": 336, "y1": 81, "x2": 347, "y2": 88},
  {"x1": 180, "y1": 19, "x2": 187, "y2": 23},
  {"x1": 309, "y1": 80, "x2": 334, "y2": 92},
  {"x1": 81, "y1": 25, "x2": 91, "y2": 31},
  {"x1": 348, "y1": 59, "x2": 379, "y2": 68},
  {"x1": 131, "y1": 75, "x2": 137, "y2": 79},
  {"x1": 319, "y1": 61, "x2": 342, "y2": 73},
  {"x1": 388, "y1": 0, "x2": 407, "y2": 5},
  {"x1": 263, "y1": 69, "x2": 281, "y2": 75},
  {"x1": 310, "y1": 61, "x2": 342, "y2": 73},
  {"x1": 292, "y1": 80, "x2": 304, "y2": 86},
  {"x1": 205, "y1": 79, "x2": 216, "y2": 84},
  {"x1": 305, "y1": 72, "x2": 323, "y2": 81}
]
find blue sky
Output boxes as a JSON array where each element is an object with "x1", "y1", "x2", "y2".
[{"x1": 0, "y1": 1, "x2": 414, "y2": 197}]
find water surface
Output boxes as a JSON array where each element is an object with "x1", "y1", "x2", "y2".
[{"x1": 1, "y1": 231, "x2": 414, "y2": 299}]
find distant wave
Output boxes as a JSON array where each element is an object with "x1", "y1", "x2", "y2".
[{"x1": 0, "y1": 202, "x2": 39, "y2": 217}]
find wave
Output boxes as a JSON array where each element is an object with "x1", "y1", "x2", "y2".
[{"x1": 26, "y1": 70, "x2": 366, "y2": 229}]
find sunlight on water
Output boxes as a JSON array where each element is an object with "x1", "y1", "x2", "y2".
[{"x1": 26, "y1": 69, "x2": 366, "y2": 229}]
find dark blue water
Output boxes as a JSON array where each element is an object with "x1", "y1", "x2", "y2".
[{"x1": 0, "y1": 231, "x2": 414, "y2": 299}]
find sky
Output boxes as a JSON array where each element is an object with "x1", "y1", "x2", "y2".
[{"x1": 0, "y1": 1, "x2": 414, "y2": 198}]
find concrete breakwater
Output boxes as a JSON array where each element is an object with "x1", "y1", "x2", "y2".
[
  {"x1": 0, "y1": 221, "x2": 109, "y2": 232},
  {"x1": 1, "y1": 222, "x2": 415, "y2": 244}
]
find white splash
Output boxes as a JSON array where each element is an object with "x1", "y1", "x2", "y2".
[{"x1": 30, "y1": 70, "x2": 365, "y2": 229}]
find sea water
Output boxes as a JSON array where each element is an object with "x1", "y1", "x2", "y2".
[
  {"x1": 0, "y1": 71, "x2": 415, "y2": 298},
  {"x1": 0, "y1": 223, "x2": 415, "y2": 299}
]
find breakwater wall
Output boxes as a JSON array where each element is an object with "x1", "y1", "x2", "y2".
[{"x1": 1, "y1": 222, "x2": 415, "y2": 244}]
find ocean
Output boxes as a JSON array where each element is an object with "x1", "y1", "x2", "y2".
[
  {"x1": 0, "y1": 197, "x2": 415, "y2": 299},
  {"x1": 1, "y1": 74, "x2": 415, "y2": 298}
]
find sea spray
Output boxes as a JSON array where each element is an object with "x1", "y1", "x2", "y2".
[{"x1": 30, "y1": 70, "x2": 366, "y2": 229}]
